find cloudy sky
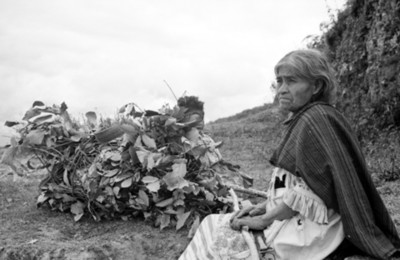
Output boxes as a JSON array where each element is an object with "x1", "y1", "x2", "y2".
[{"x1": 0, "y1": 0, "x2": 346, "y2": 145}]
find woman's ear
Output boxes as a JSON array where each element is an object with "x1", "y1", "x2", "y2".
[{"x1": 313, "y1": 79, "x2": 324, "y2": 95}]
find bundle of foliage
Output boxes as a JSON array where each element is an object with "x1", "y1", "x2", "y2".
[{"x1": 1, "y1": 101, "x2": 248, "y2": 232}]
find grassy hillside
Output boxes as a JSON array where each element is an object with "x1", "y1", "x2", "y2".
[
  {"x1": 205, "y1": 103, "x2": 285, "y2": 191},
  {"x1": 313, "y1": 0, "x2": 400, "y2": 141}
]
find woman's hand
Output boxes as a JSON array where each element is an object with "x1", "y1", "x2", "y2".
[
  {"x1": 230, "y1": 202, "x2": 296, "y2": 231},
  {"x1": 230, "y1": 206, "x2": 253, "y2": 221},
  {"x1": 246, "y1": 204, "x2": 266, "y2": 217},
  {"x1": 230, "y1": 215, "x2": 269, "y2": 231},
  {"x1": 230, "y1": 203, "x2": 266, "y2": 222}
]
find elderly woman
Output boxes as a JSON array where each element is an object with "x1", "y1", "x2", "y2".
[{"x1": 179, "y1": 49, "x2": 400, "y2": 260}]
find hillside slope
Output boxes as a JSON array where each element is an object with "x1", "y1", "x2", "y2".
[
  {"x1": 323, "y1": 0, "x2": 400, "y2": 138},
  {"x1": 206, "y1": 103, "x2": 286, "y2": 190}
]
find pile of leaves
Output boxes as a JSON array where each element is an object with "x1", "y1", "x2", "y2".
[{"x1": 1, "y1": 101, "x2": 250, "y2": 233}]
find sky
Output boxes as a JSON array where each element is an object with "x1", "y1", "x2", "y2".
[{"x1": 0, "y1": 0, "x2": 346, "y2": 145}]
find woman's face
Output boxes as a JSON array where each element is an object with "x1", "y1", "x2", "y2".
[{"x1": 276, "y1": 67, "x2": 318, "y2": 112}]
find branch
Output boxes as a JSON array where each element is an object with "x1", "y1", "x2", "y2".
[
  {"x1": 227, "y1": 184, "x2": 268, "y2": 198},
  {"x1": 163, "y1": 80, "x2": 178, "y2": 101}
]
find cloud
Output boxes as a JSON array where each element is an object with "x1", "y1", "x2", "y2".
[{"x1": 0, "y1": 0, "x2": 347, "y2": 145}]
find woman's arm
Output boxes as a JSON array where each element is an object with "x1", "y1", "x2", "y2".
[{"x1": 230, "y1": 202, "x2": 297, "y2": 231}]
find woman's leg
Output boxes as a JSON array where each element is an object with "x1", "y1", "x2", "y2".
[{"x1": 179, "y1": 214, "x2": 222, "y2": 260}]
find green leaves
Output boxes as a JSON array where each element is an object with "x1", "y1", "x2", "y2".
[
  {"x1": 94, "y1": 125, "x2": 124, "y2": 143},
  {"x1": 142, "y1": 176, "x2": 161, "y2": 192},
  {"x1": 155, "y1": 198, "x2": 174, "y2": 208},
  {"x1": 141, "y1": 134, "x2": 157, "y2": 149},
  {"x1": 25, "y1": 129, "x2": 46, "y2": 145},
  {"x1": 71, "y1": 201, "x2": 85, "y2": 221},
  {"x1": 176, "y1": 211, "x2": 191, "y2": 231},
  {"x1": 121, "y1": 177, "x2": 133, "y2": 188},
  {"x1": 137, "y1": 190, "x2": 149, "y2": 208},
  {"x1": 37, "y1": 193, "x2": 49, "y2": 205},
  {"x1": 163, "y1": 159, "x2": 188, "y2": 191},
  {"x1": 7, "y1": 100, "x2": 236, "y2": 234},
  {"x1": 157, "y1": 214, "x2": 171, "y2": 231}
]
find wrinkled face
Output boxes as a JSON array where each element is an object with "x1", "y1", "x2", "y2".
[{"x1": 276, "y1": 67, "x2": 317, "y2": 113}]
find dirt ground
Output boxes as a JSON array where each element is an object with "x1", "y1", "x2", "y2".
[
  {"x1": 0, "y1": 168, "x2": 191, "y2": 260},
  {"x1": 2, "y1": 165, "x2": 400, "y2": 260}
]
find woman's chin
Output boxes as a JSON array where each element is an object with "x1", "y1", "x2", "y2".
[
  {"x1": 278, "y1": 102, "x2": 291, "y2": 112},
  {"x1": 277, "y1": 106, "x2": 291, "y2": 117}
]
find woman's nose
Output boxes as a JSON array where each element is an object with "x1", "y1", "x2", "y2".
[{"x1": 277, "y1": 82, "x2": 288, "y2": 94}]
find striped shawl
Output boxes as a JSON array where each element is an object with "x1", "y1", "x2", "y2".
[{"x1": 270, "y1": 102, "x2": 400, "y2": 259}]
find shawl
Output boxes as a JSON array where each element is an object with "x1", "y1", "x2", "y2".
[{"x1": 270, "y1": 102, "x2": 400, "y2": 259}]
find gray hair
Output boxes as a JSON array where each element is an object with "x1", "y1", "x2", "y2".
[{"x1": 274, "y1": 49, "x2": 338, "y2": 105}]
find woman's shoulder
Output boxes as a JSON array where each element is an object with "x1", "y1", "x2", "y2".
[
  {"x1": 294, "y1": 103, "x2": 355, "y2": 138},
  {"x1": 299, "y1": 102, "x2": 342, "y2": 123},
  {"x1": 289, "y1": 102, "x2": 350, "y2": 133},
  {"x1": 304, "y1": 102, "x2": 336, "y2": 116}
]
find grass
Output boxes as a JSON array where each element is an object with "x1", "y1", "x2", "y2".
[{"x1": 206, "y1": 105, "x2": 284, "y2": 191}]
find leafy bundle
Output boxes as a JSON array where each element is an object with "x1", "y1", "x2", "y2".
[{"x1": 2, "y1": 101, "x2": 250, "y2": 232}]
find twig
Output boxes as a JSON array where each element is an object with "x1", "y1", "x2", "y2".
[
  {"x1": 227, "y1": 184, "x2": 268, "y2": 198},
  {"x1": 229, "y1": 189, "x2": 260, "y2": 260},
  {"x1": 31, "y1": 146, "x2": 63, "y2": 158},
  {"x1": 163, "y1": 80, "x2": 178, "y2": 101},
  {"x1": 229, "y1": 188, "x2": 240, "y2": 211}
]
